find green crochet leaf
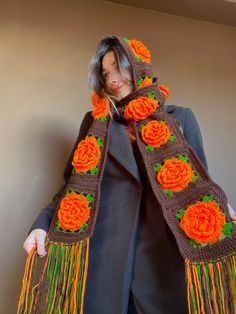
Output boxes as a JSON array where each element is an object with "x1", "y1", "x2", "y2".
[
  {"x1": 72, "y1": 167, "x2": 77, "y2": 174},
  {"x1": 55, "y1": 221, "x2": 60, "y2": 231},
  {"x1": 178, "y1": 154, "x2": 188, "y2": 162},
  {"x1": 86, "y1": 193, "x2": 94, "y2": 203},
  {"x1": 169, "y1": 135, "x2": 176, "y2": 142},
  {"x1": 203, "y1": 195, "x2": 214, "y2": 202},
  {"x1": 147, "y1": 92, "x2": 155, "y2": 99},
  {"x1": 79, "y1": 223, "x2": 88, "y2": 232},
  {"x1": 100, "y1": 116, "x2": 107, "y2": 122},
  {"x1": 154, "y1": 163, "x2": 162, "y2": 173},
  {"x1": 97, "y1": 138, "x2": 103, "y2": 146},
  {"x1": 90, "y1": 167, "x2": 98, "y2": 175},
  {"x1": 139, "y1": 124, "x2": 144, "y2": 131},
  {"x1": 176, "y1": 209, "x2": 185, "y2": 219},
  {"x1": 64, "y1": 189, "x2": 74, "y2": 197},
  {"x1": 137, "y1": 78, "x2": 144, "y2": 86},
  {"x1": 223, "y1": 222, "x2": 232, "y2": 237},
  {"x1": 135, "y1": 55, "x2": 141, "y2": 61},
  {"x1": 123, "y1": 37, "x2": 130, "y2": 43},
  {"x1": 164, "y1": 190, "x2": 173, "y2": 196},
  {"x1": 146, "y1": 145, "x2": 154, "y2": 152},
  {"x1": 191, "y1": 176, "x2": 198, "y2": 183},
  {"x1": 190, "y1": 239, "x2": 202, "y2": 249}
]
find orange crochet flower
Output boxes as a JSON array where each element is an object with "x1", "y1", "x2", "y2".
[
  {"x1": 72, "y1": 136, "x2": 100, "y2": 172},
  {"x1": 157, "y1": 158, "x2": 194, "y2": 192},
  {"x1": 91, "y1": 92, "x2": 109, "y2": 119},
  {"x1": 159, "y1": 85, "x2": 170, "y2": 99},
  {"x1": 141, "y1": 120, "x2": 171, "y2": 148},
  {"x1": 124, "y1": 96, "x2": 158, "y2": 121},
  {"x1": 128, "y1": 39, "x2": 151, "y2": 63},
  {"x1": 180, "y1": 201, "x2": 226, "y2": 244},
  {"x1": 58, "y1": 192, "x2": 90, "y2": 231},
  {"x1": 138, "y1": 77, "x2": 153, "y2": 89}
]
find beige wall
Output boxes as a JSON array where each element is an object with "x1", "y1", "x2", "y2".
[{"x1": 0, "y1": 0, "x2": 236, "y2": 312}]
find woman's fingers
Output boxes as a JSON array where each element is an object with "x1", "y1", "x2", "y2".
[
  {"x1": 23, "y1": 229, "x2": 47, "y2": 257},
  {"x1": 35, "y1": 232, "x2": 47, "y2": 257},
  {"x1": 228, "y1": 203, "x2": 236, "y2": 223}
]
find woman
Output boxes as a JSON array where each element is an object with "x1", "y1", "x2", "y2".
[{"x1": 20, "y1": 36, "x2": 236, "y2": 314}]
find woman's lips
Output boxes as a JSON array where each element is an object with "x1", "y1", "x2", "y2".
[{"x1": 113, "y1": 84, "x2": 125, "y2": 93}]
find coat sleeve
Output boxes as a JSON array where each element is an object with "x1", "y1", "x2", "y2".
[
  {"x1": 182, "y1": 108, "x2": 208, "y2": 171},
  {"x1": 28, "y1": 111, "x2": 93, "y2": 234}
]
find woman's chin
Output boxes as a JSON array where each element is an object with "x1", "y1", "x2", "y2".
[
  {"x1": 109, "y1": 89, "x2": 133, "y2": 101},
  {"x1": 116, "y1": 91, "x2": 131, "y2": 101},
  {"x1": 110, "y1": 93, "x2": 123, "y2": 101}
]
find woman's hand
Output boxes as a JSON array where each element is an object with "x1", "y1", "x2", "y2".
[
  {"x1": 23, "y1": 229, "x2": 47, "y2": 257},
  {"x1": 228, "y1": 203, "x2": 236, "y2": 223}
]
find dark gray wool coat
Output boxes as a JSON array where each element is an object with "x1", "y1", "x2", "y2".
[{"x1": 30, "y1": 105, "x2": 208, "y2": 314}]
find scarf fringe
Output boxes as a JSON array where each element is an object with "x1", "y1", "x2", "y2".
[
  {"x1": 186, "y1": 254, "x2": 236, "y2": 314},
  {"x1": 17, "y1": 238, "x2": 90, "y2": 314}
]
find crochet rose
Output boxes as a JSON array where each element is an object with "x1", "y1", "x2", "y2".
[
  {"x1": 124, "y1": 96, "x2": 158, "y2": 121},
  {"x1": 72, "y1": 136, "x2": 100, "y2": 172},
  {"x1": 157, "y1": 158, "x2": 194, "y2": 192},
  {"x1": 159, "y1": 85, "x2": 170, "y2": 99},
  {"x1": 128, "y1": 39, "x2": 151, "y2": 63},
  {"x1": 58, "y1": 192, "x2": 90, "y2": 231},
  {"x1": 141, "y1": 120, "x2": 171, "y2": 148},
  {"x1": 138, "y1": 77, "x2": 153, "y2": 89},
  {"x1": 91, "y1": 92, "x2": 109, "y2": 119},
  {"x1": 180, "y1": 201, "x2": 226, "y2": 244}
]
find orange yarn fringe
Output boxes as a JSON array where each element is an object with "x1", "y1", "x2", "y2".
[
  {"x1": 185, "y1": 254, "x2": 236, "y2": 314},
  {"x1": 17, "y1": 238, "x2": 90, "y2": 314}
]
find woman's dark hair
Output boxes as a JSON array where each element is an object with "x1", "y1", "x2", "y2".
[{"x1": 88, "y1": 36, "x2": 133, "y2": 97}]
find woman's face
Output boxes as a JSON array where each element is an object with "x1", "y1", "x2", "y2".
[{"x1": 102, "y1": 50, "x2": 133, "y2": 101}]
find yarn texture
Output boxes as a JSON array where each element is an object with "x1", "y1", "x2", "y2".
[{"x1": 18, "y1": 36, "x2": 236, "y2": 314}]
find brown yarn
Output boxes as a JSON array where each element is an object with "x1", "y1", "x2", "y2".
[
  {"x1": 18, "y1": 35, "x2": 236, "y2": 314},
  {"x1": 47, "y1": 36, "x2": 236, "y2": 262}
]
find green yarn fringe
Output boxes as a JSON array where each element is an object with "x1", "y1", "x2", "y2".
[{"x1": 17, "y1": 238, "x2": 90, "y2": 314}]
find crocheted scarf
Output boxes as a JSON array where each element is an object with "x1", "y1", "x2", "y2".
[{"x1": 18, "y1": 36, "x2": 236, "y2": 314}]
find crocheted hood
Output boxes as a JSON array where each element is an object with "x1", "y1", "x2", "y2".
[
  {"x1": 113, "y1": 37, "x2": 169, "y2": 108},
  {"x1": 115, "y1": 37, "x2": 153, "y2": 88}
]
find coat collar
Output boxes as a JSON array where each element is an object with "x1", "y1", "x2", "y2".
[{"x1": 108, "y1": 118, "x2": 141, "y2": 184}]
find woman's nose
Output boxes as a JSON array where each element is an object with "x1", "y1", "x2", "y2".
[{"x1": 108, "y1": 71, "x2": 121, "y2": 85}]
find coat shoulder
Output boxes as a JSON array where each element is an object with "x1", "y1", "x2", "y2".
[
  {"x1": 165, "y1": 104, "x2": 190, "y2": 127},
  {"x1": 165, "y1": 104, "x2": 190, "y2": 115}
]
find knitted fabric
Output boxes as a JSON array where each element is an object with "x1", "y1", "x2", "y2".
[{"x1": 18, "y1": 36, "x2": 236, "y2": 314}]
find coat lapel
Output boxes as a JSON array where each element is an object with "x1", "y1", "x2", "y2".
[{"x1": 108, "y1": 119, "x2": 141, "y2": 184}]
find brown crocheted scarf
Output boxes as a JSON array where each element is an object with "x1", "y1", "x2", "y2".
[{"x1": 18, "y1": 36, "x2": 236, "y2": 314}]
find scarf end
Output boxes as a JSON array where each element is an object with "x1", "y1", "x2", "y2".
[
  {"x1": 186, "y1": 253, "x2": 236, "y2": 314},
  {"x1": 17, "y1": 238, "x2": 90, "y2": 314}
]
